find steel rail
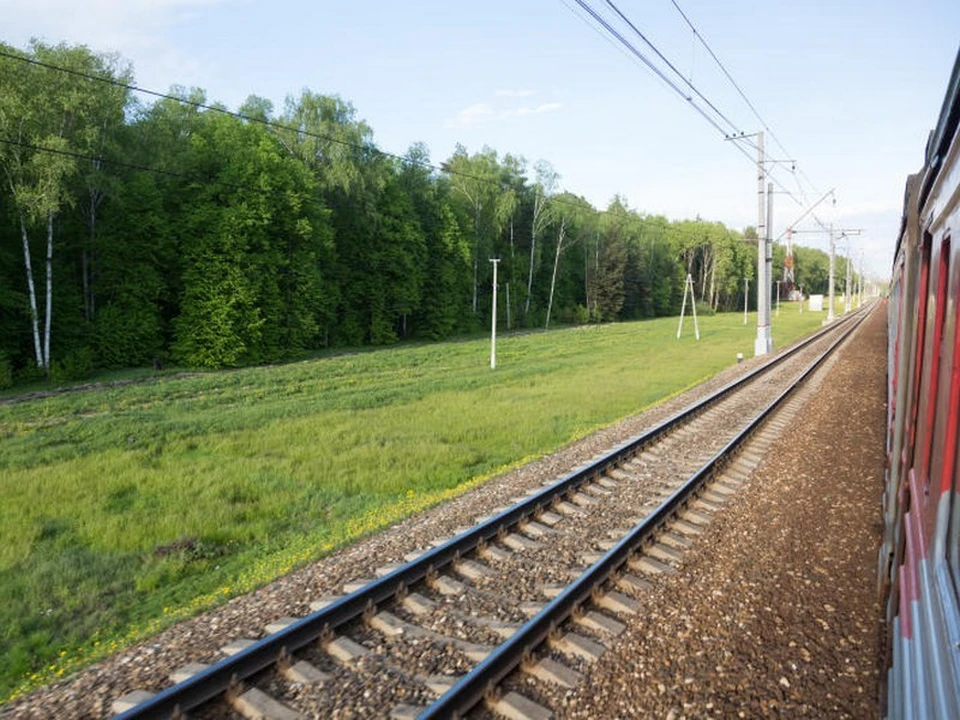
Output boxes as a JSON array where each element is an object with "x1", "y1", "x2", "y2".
[
  {"x1": 420, "y1": 307, "x2": 870, "y2": 719},
  {"x1": 117, "y1": 310, "x2": 865, "y2": 719}
]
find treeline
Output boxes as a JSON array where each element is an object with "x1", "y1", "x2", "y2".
[{"x1": 0, "y1": 41, "x2": 850, "y2": 384}]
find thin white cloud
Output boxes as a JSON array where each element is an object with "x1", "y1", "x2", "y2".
[
  {"x1": 1, "y1": 0, "x2": 238, "y2": 88},
  {"x1": 449, "y1": 93, "x2": 562, "y2": 129},
  {"x1": 501, "y1": 102, "x2": 563, "y2": 118},
  {"x1": 451, "y1": 102, "x2": 496, "y2": 129}
]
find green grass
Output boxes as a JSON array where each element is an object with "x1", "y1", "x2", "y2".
[{"x1": 0, "y1": 304, "x2": 826, "y2": 700}]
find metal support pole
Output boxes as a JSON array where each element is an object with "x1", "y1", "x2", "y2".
[
  {"x1": 753, "y1": 135, "x2": 772, "y2": 355},
  {"x1": 826, "y1": 225, "x2": 836, "y2": 323},
  {"x1": 858, "y1": 250, "x2": 865, "y2": 307},
  {"x1": 754, "y1": 164, "x2": 773, "y2": 355},
  {"x1": 490, "y1": 259, "x2": 500, "y2": 369},
  {"x1": 844, "y1": 236, "x2": 852, "y2": 314}
]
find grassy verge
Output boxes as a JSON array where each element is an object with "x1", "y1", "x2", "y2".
[{"x1": 0, "y1": 305, "x2": 825, "y2": 701}]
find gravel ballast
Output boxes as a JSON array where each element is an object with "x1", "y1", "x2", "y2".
[{"x1": 562, "y1": 306, "x2": 887, "y2": 718}]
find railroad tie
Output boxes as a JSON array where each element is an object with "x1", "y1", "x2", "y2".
[
  {"x1": 596, "y1": 591, "x2": 639, "y2": 615},
  {"x1": 283, "y1": 660, "x2": 330, "y2": 685},
  {"x1": 111, "y1": 690, "x2": 155, "y2": 716},
  {"x1": 576, "y1": 610, "x2": 627, "y2": 636},
  {"x1": 220, "y1": 638, "x2": 257, "y2": 656},
  {"x1": 551, "y1": 631, "x2": 606, "y2": 662},
  {"x1": 169, "y1": 661, "x2": 209, "y2": 684},
  {"x1": 324, "y1": 635, "x2": 371, "y2": 664},
  {"x1": 402, "y1": 592, "x2": 436, "y2": 615},
  {"x1": 390, "y1": 704, "x2": 426, "y2": 720},
  {"x1": 489, "y1": 691, "x2": 553, "y2": 720},
  {"x1": 309, "y1": 595, "x2": 342, "y2": 612},
  {"x1": 525, "y1": 656, "x2": 583, "y2": 688},
  {"x1": 230, "y1": 686, "x2": 300, "y2": 720}
]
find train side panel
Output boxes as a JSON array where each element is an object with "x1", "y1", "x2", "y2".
[{"x1": 884, "y1": 48, "x2": 960, "y2": 718}]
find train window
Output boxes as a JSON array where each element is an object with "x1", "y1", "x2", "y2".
[
  {"x1": 908, "y1": 233, "x2": 933, "y2": 455},
  {"x1": 946, "y1": 248, "x2": 960, "y2": 599},
  {"x1": 921, "y1": 237, "x2": 951, "y2": 489}
]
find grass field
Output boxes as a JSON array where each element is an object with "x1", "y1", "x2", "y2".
[{"x1": 0, "y1": 304, "x2": 827, "y2": 700}]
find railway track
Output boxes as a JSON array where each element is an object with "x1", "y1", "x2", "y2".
[{"x1": 112, "y1": 309, "x2": 869, "y2": 720}]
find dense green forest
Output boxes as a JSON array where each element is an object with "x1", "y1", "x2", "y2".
[{"x1": 0, "y1": 41, "x2": 853, "y2": 385}]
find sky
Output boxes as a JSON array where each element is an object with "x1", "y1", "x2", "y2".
[{"x1": 2, "y1": 0, "x2": 958, "y2": 279}]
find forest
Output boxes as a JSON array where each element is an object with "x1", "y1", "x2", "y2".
[{"x1": 0, "y1": 41, "x2": 852, "y2": 385}]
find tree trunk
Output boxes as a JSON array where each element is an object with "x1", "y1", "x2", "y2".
[
  {"x1": 545, "y1": 218, "x2": 566, "y2": 330},
  {"x1": 508, "y1": 220, "x2": 515, "y2": 328},
  {"x1": 44, "y1": 210, "x2": 54, "y2": 372},
  {"x1": 471, "y1": 200, "x2": 480, "y2": 314},
  {"x1": 83, "y1": 186, "x2": 99, "y2": 322},
  {"x1": 505, "y1": 282, "x2": 511, "y2": 330},
  {"x1": 18, "y1": 209, "x2": 44, "y2": 368},
  {"x1": 525, "y1": 187, "x2": 542, "y2": 318}
]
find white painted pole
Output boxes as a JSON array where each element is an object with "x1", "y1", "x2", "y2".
[
  {"x1": 490, "y1": 258, "x2": 500, "y2": 369},
  {"x1": 826, "y1": 226, "x2": 836, "y2": 323},
  {"x1": 776, "y1": 280, "x2": 781, "y2": 317}
]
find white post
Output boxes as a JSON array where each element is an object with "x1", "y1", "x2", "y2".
[
  {"x1": 826, "y1": 226, "x2": 836, "y2": 324},
  {"x1": 776, "y1": 280, "x2": 781, "y2": 317},
  {"x1": 858, "y1": 250, "x2": 865, "y2": 308},
  {"x1": 844, "y1": 236, "x2": 852, "y2": 315},
  {"x1": 677, "y1": 273, "x2": 700, "y2": 340},
  {"x1": 754, "y1": 176, "x2": 773, "y2": 356},
  {"x1": 490, "y1": 258, "x2": 500, "y2": 369}
]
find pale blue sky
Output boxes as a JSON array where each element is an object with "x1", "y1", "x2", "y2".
[{"x1": 3, "y1": 0, "x2": 958, "y2": 277}]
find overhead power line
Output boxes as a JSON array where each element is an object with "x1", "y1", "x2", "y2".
[
  {"x1": 0, "y1": 49, "x2": 608, "y2": 218},
  {"x1": 604, "y1": 0, "x2": 745, "y2": 137},
  {"x1": 564, "y1": 0, "x2": 833, "y2": 217},
  {"x1": 567, "y1": 0, "x2": 735, "y2": 138},
  {"x1": 667, "y1": 0, "x2": 824, "y2": 204}
]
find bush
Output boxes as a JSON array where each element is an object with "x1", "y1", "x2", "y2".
[
  {"x1": 694, "y1": 301, "x2": 716, "y2": 317},
  {"x1": 49, "y1": 348, "x2": 95, "y2": 385},
  {"x1": 0, "y1": 353, "x2": 12, "y2": 390}
]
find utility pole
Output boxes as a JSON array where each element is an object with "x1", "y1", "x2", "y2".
[
  {"x1": 826, "y1": 225, "x2": 836, "y2": 323},
  {"x1": 858, "y1": 250, "x2": 865, "y2": 307},
  {"x1": 490, "y1": 258, "x2": 500, "y2": 369},
  {"x1": 844, "y1": 235, "x2": 853, "y2": 314},
  {"x1": 754, "y1": 132, "x2": 773, "y2": 356}
]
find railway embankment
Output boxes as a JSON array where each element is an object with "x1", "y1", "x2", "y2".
[{"x1": 564, "y1": 305, "x2": 887, "y2": 718}]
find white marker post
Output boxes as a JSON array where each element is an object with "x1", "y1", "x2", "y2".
[
  {"x1": 677, "y1": 273, "x2": 700, "y2": 340},
  {"x1": 490, "y1": 258, "x2": 500, "y2": 369}
]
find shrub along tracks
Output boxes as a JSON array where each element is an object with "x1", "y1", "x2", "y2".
[{"x1": 71, "y1": 308, "x2": 868, "y2": 720}]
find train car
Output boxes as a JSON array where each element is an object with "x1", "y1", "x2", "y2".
[{"x1": 881, "y1": 47, "x2": 960, "y2": 718}]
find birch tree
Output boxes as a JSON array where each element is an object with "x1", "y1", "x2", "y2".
[
  {"x1": 443, "y1": 146, "x2": 501, "y2": 316},
  {"x1": 0, "y1": 42, "x2": 106, "y2": 371},
  {"x1": 525, "y1": 160, "x2": 558, "y2": 318}
]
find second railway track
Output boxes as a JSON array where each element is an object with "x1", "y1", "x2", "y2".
[{"x1": 90, "y1": 308, "x2": 870, "y2": 720}]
